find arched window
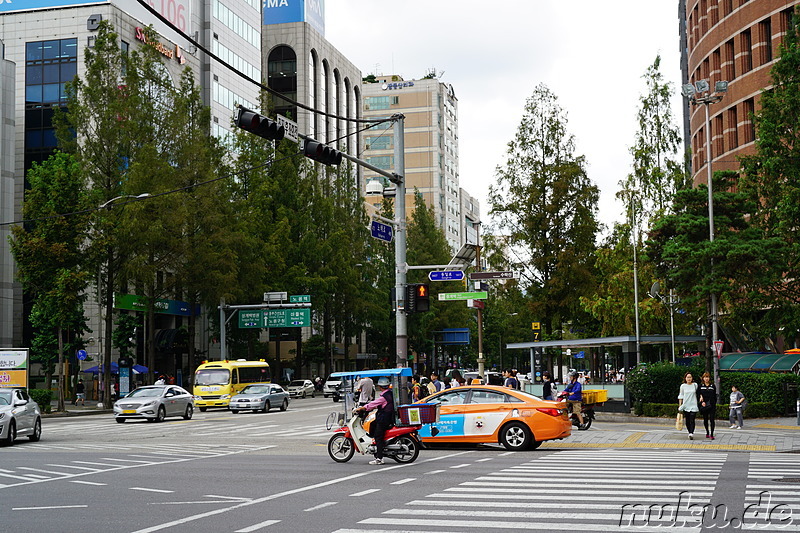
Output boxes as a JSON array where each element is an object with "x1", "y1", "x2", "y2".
[
  {"x1": 320, "y1": 60, "x2": 329, "y2": 143},
  {"x1": 308, "y1": 50, "x2": 317, "y2": 138},
  {"x1": 267, "y1": 45, "x2": 297, "y2": 119}
]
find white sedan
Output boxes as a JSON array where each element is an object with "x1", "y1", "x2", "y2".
[
  {"x1": 0, "y1": 388, "x2": 42, "y2": 446},
  {"x1": 286, "y1": 379, "x2": 316, "y2": 398}
]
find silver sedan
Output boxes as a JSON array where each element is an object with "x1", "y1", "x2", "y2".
[
  {"x1": 229, "y1": 384, "x2": 289, "y2": 413},
  {"x1": 287, "y1": 379, "x2": 316, "y2": 398},
  {"x1": 0, "y1": 388, "x2": 42, "y2": 446},
  {"x1": 113, "y1": 385, "x2": 194, "y2": 423}
]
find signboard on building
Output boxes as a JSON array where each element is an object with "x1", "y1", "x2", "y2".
[
  {"x1": 0, "y1": 349, "x2": 29, "y2": 388},
  {"x1": 0, "y1": 1, "x2": 106, "y2": 13},
  {"x1": 263, "y1": 0, "x2": 325, "y2": 36}
]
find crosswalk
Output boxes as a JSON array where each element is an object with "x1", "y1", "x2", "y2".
[
  {"x1": 335, "y1": 449, "x2": 728, "y2": 532},
  {"x1": 742, "y1": 454, "x2": 800, "y2": 531}
]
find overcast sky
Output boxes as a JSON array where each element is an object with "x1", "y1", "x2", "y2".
[{"x1": 325, "y1": 0, "x2": 684, "y2": 236}]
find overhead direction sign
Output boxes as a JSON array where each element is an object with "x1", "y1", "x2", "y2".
[
  {"x1": 429, "y1": 270, "x2": 464, "y2": 282},
  {"x1": 370, "y1": 220, "x2": 393, "y2": 243},
  {"x1": 469, "y1": 271, "x2": 519, "y2": 280},
  {"x1": 239, "y1": 310, "x2": 262, "y2": 328},
  {"x1": 290, "y1": 295, "x2": 311, "y2": 303},
  {"x1": 439, "y1": 291, "x2": 488, "y2": 301}
]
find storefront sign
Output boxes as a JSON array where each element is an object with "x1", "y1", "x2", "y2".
[
  {"x1": 0, "y1": 349, "x2": 29, "y2": 388},
  {"x1": 135, "y1": 27, "x2": 186, "y2": 65}
]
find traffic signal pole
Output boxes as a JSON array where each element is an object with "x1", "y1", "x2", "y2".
[{"x1": 393, "y1": 116, "x2": 408, "y2": 368}]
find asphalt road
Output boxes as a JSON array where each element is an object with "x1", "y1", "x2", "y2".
[{"x1": 2, "y1": 397, "x2": 799, "y2": 532}]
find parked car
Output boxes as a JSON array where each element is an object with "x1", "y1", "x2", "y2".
[
  {"x1": 286, "y1": 379, "x2": 316, "y2": 399},
  {"x1": 416, "y1": 385, "x2": 571, "y2": 451},
  {"x1": 229, "y1": 384, "x2": 289, "y2": 413},
  {"x1": 323, "y1": 375, "x2": 344, "y2": 398},
  {"x1": 113, "y1": 385, "x2": 194, "y2": 423},
  {"x1": 0, "y1": 388, "x2": 42, "y2": 446}
]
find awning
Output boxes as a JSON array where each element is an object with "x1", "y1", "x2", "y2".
[{"x1": 719, "y1": 353, "x2": 800, "y2": 373}]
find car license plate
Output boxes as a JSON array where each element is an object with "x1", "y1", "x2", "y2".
[{"x1": 123, "y1": 409, "x2": 136, "y2": 414}]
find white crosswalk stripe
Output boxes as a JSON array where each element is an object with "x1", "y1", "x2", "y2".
[
  {"x1": 741, "y1": 453, "x2": 800, "y2": 531},
  {"x1": 334, "y1": 449, "x2": 727, "y2": 532}
]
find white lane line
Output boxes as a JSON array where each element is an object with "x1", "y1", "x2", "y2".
[
  {"x1": 0, "y1": 472, "x2": 38, "y2": 481},
  {"x1": 71, "y1": 461, "x2": 119, "y2": 467},
  {"x1": 304, "y1": 501, "x2": 337, "y2": 512},
  {"x1": 498, "y1": 451, "x2": 516, "y2": 456},
  {"x1": 130, "y1": 487, "x2": 174, "y2": 494},
  {"x1": 234, "y1": 519, "x2": 281, "y2": 532},
  {"x1": 476, "y1": 458, "x2": 493, "y2": 462},
  {"x1": 350, "y1": 489, "x2": 381, "y2": 497},
  {"x1": 450, "y1": 463, "x2": 471, "y2": 469},
  {"x1": 49, "y1": 464, "x2": 102, "y2": 471},
  {"x1": 203, "y1": 495, "x2": 251, "y2": 501},
  {"x1": 18, "y1": 467, "x2": 71, "y2": 476},
  {"x1": 100, "y1": 458, "x2": 152, "y2": 464},
  {"x1": 0, "y1": 468, "x2": 15, "y2": 473},
  {"x1": 69, "y1": 480, "x2": 107, "y2": 486},
  {"x1": 390, "y1": 478, "x2": 415, "y2": 485},
  {"x1": 425, "y1": 469, "x2": 446, "y2": 475},
  {"x1": 20, "y1": 474, "x2": 49, "y2": 479},
  {"x1": 13, "y1": 505, "x2": 89, "y2": 511}
]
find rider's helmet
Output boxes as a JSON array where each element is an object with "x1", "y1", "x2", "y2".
[
  {"x1": 568, "y1": 371, "x2": 577, "y2": 380},
  {"x1": 377, "y1": 377, "x2": 390, "y2": 388}
]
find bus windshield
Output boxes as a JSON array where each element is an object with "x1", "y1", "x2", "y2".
[{"x1": 195, "y1": 369, "x2": 230, "y2": 386}]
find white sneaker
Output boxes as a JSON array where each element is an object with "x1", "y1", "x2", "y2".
[
  {"x1": 736, "y1": 426, "x2": 742, "y2": 429},
  {"x1": 688, "y1": 433, "x2": 694, "y2": 440},
  {"x1": 368, "y1": 458, "x2": 384, "y2": 465},
  {"x1": 729, "y1": 425, "x2": 737, "y2": 429}
]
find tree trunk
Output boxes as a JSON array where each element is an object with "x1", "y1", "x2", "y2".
[
  {"x1": 103, "y1": 245, "x2": 114, "y2": 407},
  {"x1": 57, "y1": 326, "x2": 65, "y2": 412}
]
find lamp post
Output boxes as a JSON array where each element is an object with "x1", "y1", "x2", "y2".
[
  {"x1": 649, "y1": 281, "x2": 680, "y2": 363},
  {"x1": 682, "y1": 79, "x2": 727, "y2": 398},
  {"x1": 629, "y1": 188, "x2": 641, "y2": 365},
  {"x1": 96, "y1": 193, "x2": 151, "y2": 406},
  {"x1": 498, "y1": 312, "x2": 519, "y2": 372}
]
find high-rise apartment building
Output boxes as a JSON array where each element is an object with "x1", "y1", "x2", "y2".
[
  {"x1": 361, "y1": 74, "x2": 480, "y2": 251},
  {"x1": 681, "y1": 0, "x2": 800, "y2": 185}
]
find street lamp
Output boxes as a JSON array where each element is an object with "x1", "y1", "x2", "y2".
[
  {"x1": 99, "y1": 193, "x2": 151, "y2": 209},
  {"x1": 682, "y1": 79, "x2": 727, "y2": 396},
  {"x1": 649, "y1": 281, "x2": 680, "y2": 363},
  {"x1": 498, "y1": 312, "x2": 519, "y2": 371},
  {"x1": 628, "y1": 188, "x2": 641, "y2": 365}
]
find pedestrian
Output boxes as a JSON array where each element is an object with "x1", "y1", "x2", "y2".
[
  {"x1": 698, "y1": 372, "x2": 717, "y2": 440},
  {"x1": 355, "y1": 370, "x2": 374, "y2": 406},
  {"x1": 450, "y1": 369, "x2": 466, "y2": 388},
  {"x1": 503, "y1": 369, "x2": 518, "y2": 389},
  {"x1": 356, "y1": 377, "x2": 394, "y2": 465},
  {"x1": 76, "y1": 379, "x2": 85, "y2": 406},
  {"x1": 678, "y1": 372, "x2": 700, "y2": 440},
  {"x1": 542, "y1": 371, "x2": 557, "y2": 400},
  {"x1": 729, "y1": 385, "x2": 745, "y2": 429},
  {"x1": 154, "y1": 375, "x2": 166, "y2": 386},
  {"x1": 428, "y1": 372, "x2": 445, "y2": 396}
]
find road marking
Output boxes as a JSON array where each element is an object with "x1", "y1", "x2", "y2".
[
  {"x1": 0, "y1": 472, "x2": 37, "y2": 481},
  {"x1": 49, "y1": 464, "x2": 102, "y2": 471},
  {"x1": 539, "y1": 441, "x2": 776, "y2": 451},
  {"x1": 450, "y1": 463, "x2": 471, "y2": 469},
  {"x1": 425, "y1": 469, "x2": 446, "y2": 475},
  {"x1": 13, "y1": 505, "x2": 88, "y2": 511},
  {"x1": 204, "y1": 495, "x2": 251, "y2": 501},
  {"x1": 498, "y1": 452, "x2": 516, "y2": 456},
  {"x1": 390, "y1": 478, "x2": 415, "y2": 485},
  {"x1": 476, "y1": 458, "x2": 493, "y2": 462},
  {"x1": 69, "y1": 480, "x2": 107, "y2": 486},
  {"x1": 99, "y1": 458, "x2": 152, "y2": 463},
  {"x1": 304, "y1": 501, "x2": 337, "y2": 512},
  {"x1": 18, "y1": 467, "x2": 71, "y2": 476},
  {"x1": 350, "y1": 489, "x2": 380, "y2": 496},
  {"x1": 71, "y1": 461, "x2": 119, "y2": 467},
  {"x1": 234, "y1": 519, "x2": 281, "y2": 532},
  {"x1": 20, "y1": 473, "x2": 49, "y2": 479},
  {"x1": 130, "y1": 487, "x2": 174, "y2": 493}
]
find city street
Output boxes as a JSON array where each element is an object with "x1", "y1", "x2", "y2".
[{"x1": 2, "y1": 398, "x2": 799, "y2": 532}]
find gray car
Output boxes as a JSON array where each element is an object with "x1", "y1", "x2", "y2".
[
  {"x1": 287, "y1": 379, "x2": 316, "y2": 399},
  {"x1": 229, "y1": 384, "x2": 289, "y2": 413},
  {"x1": 113, "y1": 385, "x2": 194, "y2": 423},
  {"x1": 0, "y1": 388, "x2": 42, "y2": 446}
]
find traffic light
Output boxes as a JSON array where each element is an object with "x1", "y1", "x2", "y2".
[
  {"x1": 235, "y1": 106, "x2": 285, "y2": 140},
  {"x1": 405, "y1": 283, "x2": 418, "y2": 314},
  {"x1": 415, "y1": 283, "x2": 430, "y2": 312},
  {"x1": 303, "y1": 139, "x2": 343, "y2": 165}
]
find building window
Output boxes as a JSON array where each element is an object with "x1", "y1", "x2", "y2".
[
  {"x1": 25, "y1": 38, "x2": 77, "y2": 170},
  {"x1": 268, "y1": 45, "x2": 297, "y2": 120},
  {"x1": 365, "y1": 96, "x2": 390, "y2": 110},
  {"x1": 365, "y1": 135, "x2": 392, "y2": 150},
  {"x1": 724, "y1": 39, "x2": 736, "y2": 80},
  {"x1": 714, "y1": 115, "x2": 723, "y2": 157},
  {"x1": 759, "y1": 19, "x2": 773, "y2": 64},
  {"x1": 743, "y1": 98, "x2": 755, "y2": 144},
  {"x1": 727, "y1": 107, "x2": 739, "y2": 149},
  {"x1": 741, "y1": 29, "x2": 752, "y2": 73}
]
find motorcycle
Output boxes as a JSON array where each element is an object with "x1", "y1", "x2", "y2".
[
  {"x1": 327, "y1": 409, "x2": 422, "y2": 464},
  {"x1": 557, "y1": 391, "x2": 596, "y2": 430}
]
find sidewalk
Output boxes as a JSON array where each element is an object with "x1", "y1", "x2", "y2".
[{"x1": 44, "y1": 400, "x2": 111, "y2": 417}]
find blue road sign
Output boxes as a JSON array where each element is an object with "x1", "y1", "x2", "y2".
[
  {"x1": 429, "y1": 270, "x2": 465, "y2": 281},
  {"x1": 76, "y1": 349, "x2": 88, "y2": 361},
  {"x1": 370, "y1": 220, "x2": 393, "y2": 242}
]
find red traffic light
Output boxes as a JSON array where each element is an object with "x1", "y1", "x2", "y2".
[
  {"x1": 235, "y1": 106, "x2": 285, "y2": 141},
  {"x1": 303, "y1": 139, "x2": 343, "y2": 166}
]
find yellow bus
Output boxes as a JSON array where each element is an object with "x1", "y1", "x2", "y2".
[{"x1": 193, "y1": 359, "x2": 271, "y2": 411}]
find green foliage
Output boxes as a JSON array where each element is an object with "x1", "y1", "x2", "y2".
[
  {"x1": 642, "y1": 402, "x2": 778, "y2": 418},
  {"x1": 626, "y1": 361, "x2": 704, "y2": 404},
  {"x1": 29, "y1": 389, "x2": 54, "y2": 413}
]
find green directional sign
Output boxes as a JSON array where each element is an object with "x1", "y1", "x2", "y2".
[
  {"x1": 438, "y1": 291, "x2": 488, "y2": 301},
  {"x1": 290, "y1": 295, "x2": 311, "y2": 303},
  {"x1": 263, "y1": 308, "x2": 311, "y2": 328},
  {"x1": 238, "y1": 310, "x2": 262, "y2": 328}
]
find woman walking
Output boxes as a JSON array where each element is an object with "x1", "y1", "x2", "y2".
[
  {"x1": 678, "y1": 372, "x2": 700, "y2": 440},
  {"x1": 729, "y1": 385, "x2": 745, "y2": 429},
  {"x1": 698, "y1": 372, "x2": 717, "y2": 440}
]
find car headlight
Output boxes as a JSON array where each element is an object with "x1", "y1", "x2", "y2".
[
  {"x1": 221, "y1": 394, "x2": 231, "y2": 400},
  {"x1": 141, "y1": 401, "x2": 155, "y2": 407},
  {"x1": 0, "y1": 412, "x2": 5, "y2": 420}
]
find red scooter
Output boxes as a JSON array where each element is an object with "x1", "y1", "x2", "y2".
[{"x1": 327, "y1": 409, "x2": 422, "y2": 463}]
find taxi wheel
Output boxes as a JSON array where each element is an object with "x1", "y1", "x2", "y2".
[
  {"x1": 500, "y1": 422, "x2": 532, "y2": 451},
  {"x1": 183, "y1": 405, "x2": 193, "y2": 420},
  {"x1": 328, "y1": 433, "x2": 355, "y2": 462},
  {"x1": 529, "y1": 439, "x2": 543, "y2": 450},
  {"x1": 280, "y1": 399, "x2": 288, "y2": 411},
  {"x1": 29, "y1": 418, "x2": 42, "y2": 442}
]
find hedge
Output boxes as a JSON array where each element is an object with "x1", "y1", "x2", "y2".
[
  {"x1": 29, "y1": 389, "x2": 53, "y2": 413},
  {"x1": 641, "y1": 401, "x2": 778, "y2": 418}
]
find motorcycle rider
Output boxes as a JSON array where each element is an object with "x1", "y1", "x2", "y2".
[
  {"x1": 564, "y1": 371, "x2": 585, "y2": 427},
  {"x1": 356, "y1": 376, "x2": 394, "y2": 465}
]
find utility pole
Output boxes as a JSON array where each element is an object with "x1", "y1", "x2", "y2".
[
  {"x1": 475, "y1": 225, "x2": 485, "y2": 379},
  {"x1": 393, "y1": 116, "x2": 408, "y2": 368}
]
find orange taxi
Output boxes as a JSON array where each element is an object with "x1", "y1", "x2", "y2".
[{"x1": 416, "y1": 385, "x2": 571, "y2": 450}]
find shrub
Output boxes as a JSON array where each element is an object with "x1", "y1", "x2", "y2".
[
  {"x1": 642, "y1": 402, "x2": 779, "y2": 418},
  {"x1": 29, "y1": 389, "x2": 53, "y2": 413},
  {"x1": 626, "y1": 361, "x2": 704, "y2": 404}
]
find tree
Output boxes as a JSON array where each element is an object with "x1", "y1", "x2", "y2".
[
  {"x1": 10, "y1": 152, "x2": 91, "y2": 411},
  {"x1": 487, "y1": 84, "x2": 600, "y2": 338},
  {"x1": 740, "y1": 7, "x2": 800, "y2": 339}
]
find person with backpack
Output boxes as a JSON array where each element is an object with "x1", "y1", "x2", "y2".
[
  {"x1": 542, "y1": 371, "x2": 557, "y2": 400},
  {"x1": 411, "y1": 375, "x2": 427, "y2": 402}
]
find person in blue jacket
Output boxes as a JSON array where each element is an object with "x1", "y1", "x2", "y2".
[{"x1": 564, "y1": 371, "x2": 584, "y2": 427}]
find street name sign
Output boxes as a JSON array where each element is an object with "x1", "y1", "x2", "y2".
[
  {"x1": 439, "y1": 291, "x2": 488, "y2": 301},
  {"x1": 263, "y1": 308, "x2": 310, "y2": 328},
  {"x1": 290, "y1": 294, "x2": 311, "y2": 303},
  {"x1": 469, "y1": 271, "x2": 519, "y2": 280},
  {"x1": 276, "y1": 114, "x2": 298, "y2": 142},
  {"x1": 239, "y1": 310, "x2": 262, "y2": 328},
  {"x1": 467, "y1": 299, "x2": 485, "y2": 309},
  {"x1": 370, "y1": 220, "x2": 393, "y2": 243},
  {"x1": 429, "y1": 270, "x2": 464, "y2": 282}
]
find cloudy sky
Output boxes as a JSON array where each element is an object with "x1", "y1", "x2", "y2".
[{"x1": 325, "y1": 1, "x2": 685, "y2": 235}]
